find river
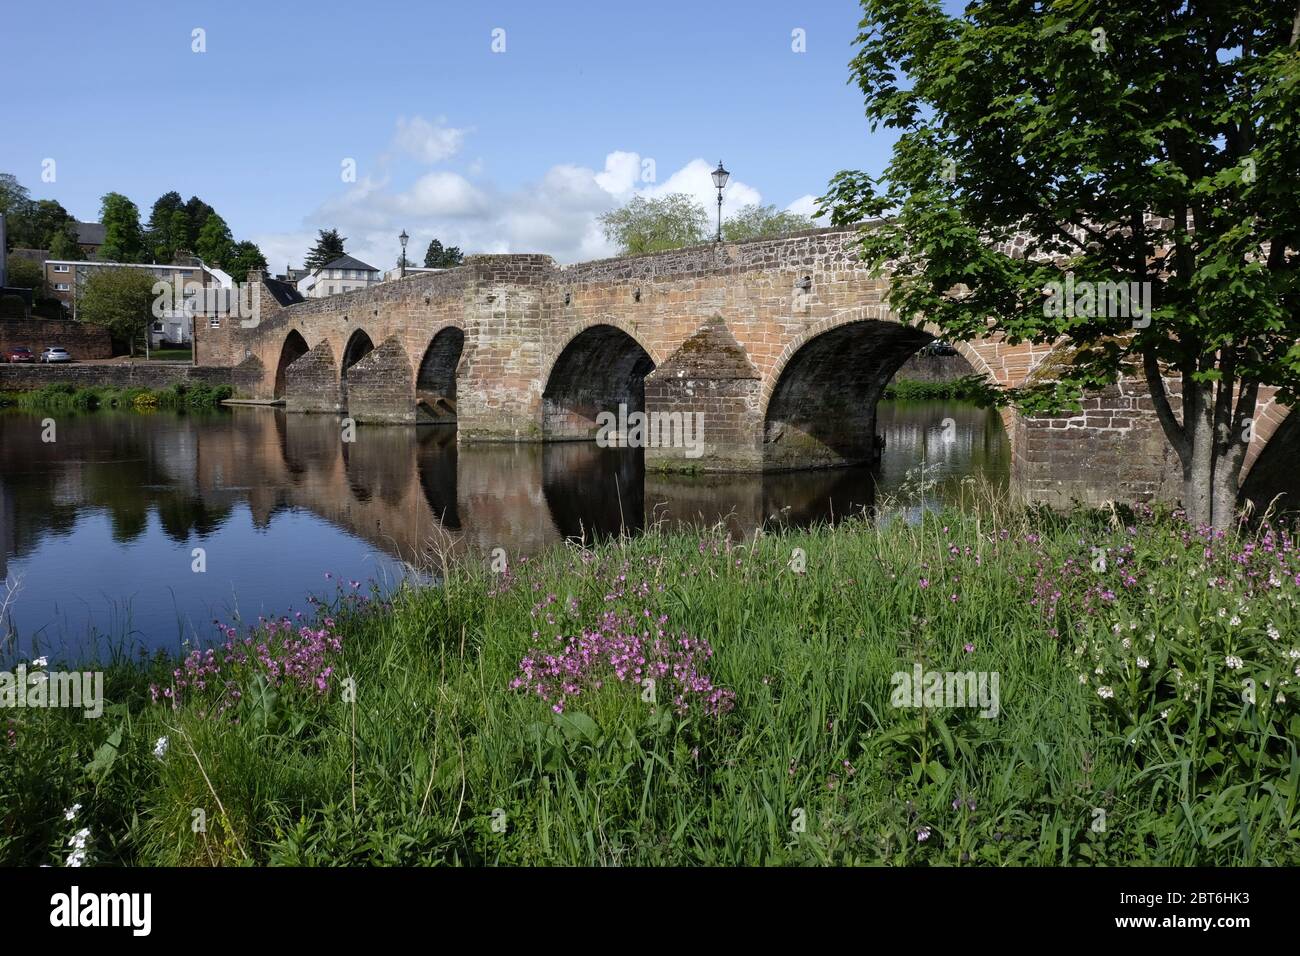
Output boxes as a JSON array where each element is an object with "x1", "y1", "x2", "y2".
[{"x1": 0, "y1": 400, "x2": 1007, "y2": 659}]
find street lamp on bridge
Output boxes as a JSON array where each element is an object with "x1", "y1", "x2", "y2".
[
  {"x1": 399, "y1": 229, "x2": 410, "y2": 279},
  {"x1": 711, "y1": 161, "x2": 730, "y2": 243}
]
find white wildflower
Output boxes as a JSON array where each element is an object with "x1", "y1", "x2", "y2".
[
  {"x1": 1225, "y1": 655, "x2": 1244, "y2": 669},
  {"x1": 1097, "y1": 686, "x2": 1115, "y2": 699},
  {"x1": 63, "y1": 804, "x2": 80, "y2": 822},
  {"x1": 1136, "y1": 657, "x2": 1149, "y2": 669},
  {"x1": 153, "y1": 736, "x2": 169, "y2": 760}
]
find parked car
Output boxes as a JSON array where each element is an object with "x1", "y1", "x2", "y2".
[
  {"x1": 3, "y1": 346, "x2": 35, "y2": 363},
  {"x1": 40, "y1": 347, "x2": 72, "y2": 364}
]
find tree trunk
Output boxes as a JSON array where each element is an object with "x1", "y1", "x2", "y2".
[{"x1": 1210, "y1": 379, "x2": 1259, "y2": 530}]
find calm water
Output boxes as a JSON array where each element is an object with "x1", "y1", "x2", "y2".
[{"x1": 0, "y1": 401, "x2": 1007, "y2": 658}]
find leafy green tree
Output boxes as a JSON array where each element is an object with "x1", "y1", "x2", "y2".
[
  {"x1": 304, "y1": 228, "x2": 346, "y2": 270},
  {"x1": 184, "y1": 196, "x2": 215, "y2": 248},
  {"x1": 598, "y1": 194, "x2": 708, "y2": 255},
  {"x1": 77, "y1": 267, "x2": 157, "y2": 356},
  {"x1": 4, "y1": 257, "x2": 46, "y2": 291},
  {"x1": 0, "y1": 173, "x2": 31, "y2": 250},
  {"x1": 820, "y1": 0, "x2": 1300, "y2": 529},
  {"x1": 168, "y1": 209, "x2": 192, "y2": 257},
  {"x1": 722, "y1": 203, "x2": 816, "y2": 242},
  {"x1": 98, "y1": 192, "x2": 145, "y2": 262},
  {"x1": 47, "y1": 224, "x2": 84, "y2": 261},
  {"x1": 227, "y1": 240, "x2": 268, "y2": 280},
  {"x1": 22, "y1": 199, "x2": 76, "y2": 249},
  {"x1": 422, "y1": 238, "x2": 464, "y2": 268},
  {"x1": 3, "y1": 257, "x2": 65, "y2": 317},
  {"x1": 195, "y1": 212, "x2": 235, "y2": 267},
  {"x1": 146, "y1": 191, "x2": 186, "y2": 261}
]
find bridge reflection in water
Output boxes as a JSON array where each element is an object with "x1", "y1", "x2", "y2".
[
  {"x1": 268, "y1": 402, "x2": 1008, "y2": 563},
  {"x1": 0, "y1": 402, "x2": 1006, "y2": 648}
]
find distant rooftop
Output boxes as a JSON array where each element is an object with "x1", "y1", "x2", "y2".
[
  {"x1": 75, "y1": 221, "x2": 105, "y2": 246},
  {"x1": 319, "y1": 254, "x2": 379, "y2": 273}
]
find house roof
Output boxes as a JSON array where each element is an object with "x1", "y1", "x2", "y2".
[
  {"x1": 75, "y1": 221, "x2": 106, "y2": 246},
  {"x1": 263, "y1": 276, "x2": 305, "y2": 307},
  {"x1": 319, "y1": 254, "x2": 379, "y2": 273}
]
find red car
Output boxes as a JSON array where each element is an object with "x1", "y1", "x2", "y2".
[{"x1": 3, "y1": 346, "x2": 35, "y2": 363}]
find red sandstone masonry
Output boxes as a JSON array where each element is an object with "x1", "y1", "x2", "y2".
[{"x1": 195, "y1": 229, "x2": 1290, "y2": 504}]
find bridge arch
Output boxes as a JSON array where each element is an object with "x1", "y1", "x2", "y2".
[
  {"x1": 341, "y1": 329, "x2": 376, "y2": 377},
  {"x1": 273, "y1": 329, "x2": 310, "y2": 400},
  {"x1": 541, "y1": 323, "x2": 657, "y2": 440},
  {"x1": 760, "y1": 312, "x2": 1010, "y2": 471},
  {"x1": 417, "y1": 325, "x2": 466, "y2": 422}
]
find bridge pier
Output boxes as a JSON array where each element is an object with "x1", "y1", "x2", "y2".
[
  {"x1": 285, "y1": 341, "x2": 343, "y2": 414},
  {"x1": 643, "y1": 319, "x2": 763, "y2": 472},
  {"x1": 346, "y1": 336, "x2": 417, "y2": 425},
  {"x1": 1010, "y1": 377, "x2": 1182, "y2": 507}
]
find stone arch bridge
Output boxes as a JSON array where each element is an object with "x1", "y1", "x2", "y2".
[{"x1": 196, "y1": 228, "x2": 1283, "y2": 507}]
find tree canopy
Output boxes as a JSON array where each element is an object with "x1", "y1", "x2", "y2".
[
  {"x1": 98, "y1": 192, "x2": 145, "y2": 262},
  {"x1": 305, "y1": 228, "x2": 347, "y2": 270},
  {"x1": 195, "y1": 212, "x2": 235, "y2": 267},
  {"x1": 722, "y1": 203, "x2": 816, "y2": 242},
  {"x1": 76, "y1": 267, "x2": 157, "y2": 356},
  {"x1": 820, "y1": 0, "x2": 1300, "y2": 529},
  {"x1": 423, "y1": 238, "x2": 464, "y2": 268},
  {"x1": 598, "y1": 194, "x2": 709, "y2": 255}
]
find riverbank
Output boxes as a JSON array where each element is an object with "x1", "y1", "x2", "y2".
[
  {"x1": 0, "y1": 381, "x2": 234, "y2": 411},
  {"x1": 884, "y1": 375, "x2": 991, "y2": 402},
  {"x1": 3, "y1": 501, "x2": 1298, "y2": 866}
]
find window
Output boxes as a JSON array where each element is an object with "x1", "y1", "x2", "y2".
[
  {"x1": 209, "y1": 316, "x2": 221, "y2": 329},
  {"x1": 53, "y1": 264, "x2": 70, "y2": 273},
  {"x1": 54, "y1": 283, "x2": 71, "y2": 292},
  {"x1": 153, "y1": 322, "x2": 164, "y2": 332},
  {"x1": 181, "y1": 270, "x2": 193, "y2": 277}
]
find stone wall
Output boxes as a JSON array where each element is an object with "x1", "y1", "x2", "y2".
[
  {"x1": 0, "y1": 318, "x2": 112, "y2": 360},
  {"x1": 192, "y1": 228, "x2": 1291, "y2": 507},
  {"x1": 1013, "y1": 377, "x2": 1183, "y2": 507},
  {"x1": 0, "y1": 362, "x2": 236, "y2": 391}
]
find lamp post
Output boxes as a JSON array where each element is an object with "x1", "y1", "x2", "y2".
[
  {"x1": 711, "y1": 160, "x2": 729, "y2": 242},
  {"x1": 399, "y1": 229, "x2": 409, "y2": 279}
]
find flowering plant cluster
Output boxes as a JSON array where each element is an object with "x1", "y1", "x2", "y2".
[
  {"x1": 150, "y1": 614, "x2": 343, "y2": 713},
  {"x1": 1039, "y1": 518, "x2": 1299, "y2": 747},
  {"x1": 508, "y1": 552, "x2": 735, "y2": 717}
]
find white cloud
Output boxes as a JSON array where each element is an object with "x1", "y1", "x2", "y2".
[
  {"x1": 273, "y1": 143, "x2": 815, "y2": 268},
  {"x1": 392, "y1": 116, "x2": 468, "y2": 164},
  {"x1": 641, "y1": 157, "x2": 763, "y2": 216},
  {"x1": 786, "y1": 193, "x2": 828, "y2": 223}
]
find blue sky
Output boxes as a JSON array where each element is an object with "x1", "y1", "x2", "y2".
[{"x1": 4, "y1": 0, "x2": 895, "y2": 269}]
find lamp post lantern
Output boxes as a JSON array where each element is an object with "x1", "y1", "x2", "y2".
[
  {"x1": 399, "y1": 229, "x2": 410, "y2": 279},
  {"x1": 711, "y1": 161, "x2": 730, "y2": 242}
]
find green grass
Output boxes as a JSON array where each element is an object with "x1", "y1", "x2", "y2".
[
  {"x1": 0, "y1": 381, "x2": 233, "y2": 412},
  {"x1": 4, "y1": 497, "x2": 1299, "y2": 866}
]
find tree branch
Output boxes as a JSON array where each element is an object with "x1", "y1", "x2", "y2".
[{"x1": 1144, "y1": 347, "x2": 1189, "y2": 461}]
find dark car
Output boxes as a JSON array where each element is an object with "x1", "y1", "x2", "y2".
[{"x1": 3, "y1": 346, "x2": 35, "y2": 363}]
